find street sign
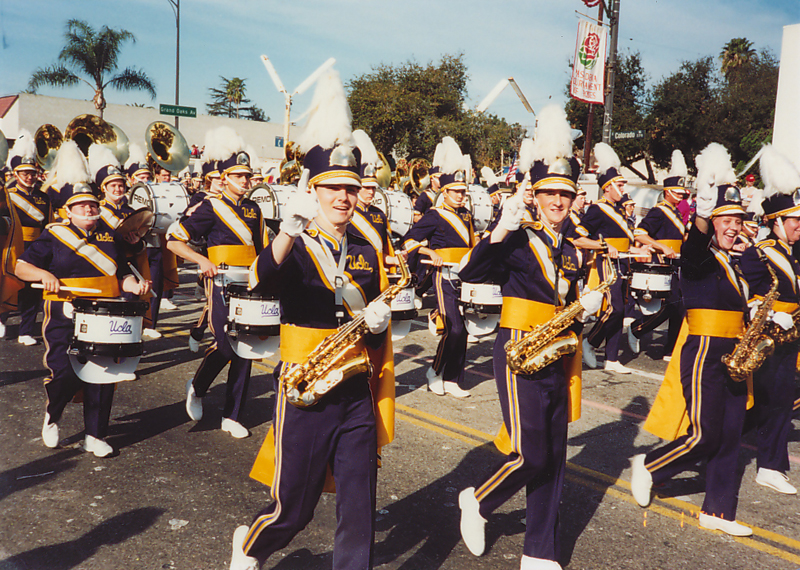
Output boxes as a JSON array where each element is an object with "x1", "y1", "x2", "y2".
[
  {"x1": 612, "y1": 130, "x2": 645, "y2": 141},
  {"x1": 275, "y1": 136, "x2": 284, "y2": 148},
  {"x1": 159, "y1": 104, "x2": 197, "y2": 118}
]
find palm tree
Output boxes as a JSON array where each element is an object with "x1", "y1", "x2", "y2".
[
  {"x1": 720, "y1": 38, "x2": 757, "y2": 79},
  {"x1": 27, "y1": 19, "x2": 156, "y2": 118},
  {"x1": 207, "y1": 77, "x2": 267, "y2": 121}
]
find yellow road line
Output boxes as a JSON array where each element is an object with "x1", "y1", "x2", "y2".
[{"x1": 395, "y1": 406, "x2": 800, "y2": 563}]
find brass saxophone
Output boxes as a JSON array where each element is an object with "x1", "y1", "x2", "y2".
[
  {"x1": 281, "y1": 255, "x2": 411, "y2": 408},
  {"x1": 505, "y1": 255, "x2": 617, "y2": 375},
  {"x1": 721, "y1": 250, "x2": 779, "y2": 382},
  {"x1": 767, "y1": 307, "x2": 800, "y2": 345}
]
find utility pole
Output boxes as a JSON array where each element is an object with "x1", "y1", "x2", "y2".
[
  {"x1": 167, "y1": 0, "x2": 180, "y2": 129},
  {"x1": 601, "y1": 0, "x2": 620, "y2": 144}
]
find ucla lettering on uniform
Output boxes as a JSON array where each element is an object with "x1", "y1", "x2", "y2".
[
  {"x1": 96, "y1": 233, "x2": 115, "y2": 242},
  {"x1": 347, "y1": 254, "x2": 373, "y2": 272},
  {"x1": 243, "y1": 209, "x2": 258, "y2": 219}
]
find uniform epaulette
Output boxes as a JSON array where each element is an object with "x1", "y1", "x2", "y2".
[
  {"x1": 756, "y1": 239, "x2": 776, "y2": 250},
  {"x1": 45, "y1": 221, "x2": 69, "y2": 229},
  {"x1": 306, "y1": 227, "x2": 319, "y2": 238}
]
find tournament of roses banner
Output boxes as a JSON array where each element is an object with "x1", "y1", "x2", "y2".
[{"x1": 570, "y1": 19, "x2": 608, "y2": 105}]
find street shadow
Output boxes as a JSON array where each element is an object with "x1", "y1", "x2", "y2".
[
  {"x1": 373, "y1": 443, "x2": 501, "y2": 570},
  {"x1": 0, "y1": 507, "x2": 162, "y2": 570},
  {"x1": 0, "y1": 368, "x2": 48, "y2": 388},
  {"x1": 560, "y1": 395, "x2": 653, "y2": 565},
  {"x1": 270, "y1": 548, "x2": 333, "y2": 569},
  {"x1": 0, "y1": 448, "x2": 81, "y2": 502}
]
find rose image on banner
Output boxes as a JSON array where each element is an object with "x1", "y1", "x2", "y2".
[{"x1": 570, "y1": 19, "x2": 608, "y2": 105}]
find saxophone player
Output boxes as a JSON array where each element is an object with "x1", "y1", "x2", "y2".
[
  {"x1": 739, "y1": 146, "x2": 800, "y2": 495},
  {"x1": 229, "y1": 69, "x2": 393, "y2": 570},
  {"x1": 632, "y1": 143, "x2": 760, "y2": 536},
  {"x1": 456, "y1": 106, "x2": 603, "y2": 570}
]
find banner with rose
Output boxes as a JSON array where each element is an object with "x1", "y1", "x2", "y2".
[{"x1": 570, "y1": 19, "x2": 608, "y2": 104}]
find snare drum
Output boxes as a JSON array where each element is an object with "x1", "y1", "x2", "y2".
[
  {"x1": 629, "y1": 262, "x2": 673, "y2": 301},
  {"x1": 460, "y1": 282, "x2": 503, "y2": 336},
  {"x1": 388, "y1": 274, "x2": 417, "y2": 341},
  {"x1": 128, "y1": 182, "x2": 189, "y2": 233},
  {"x1": 468, "y1": 185, "x2": 493, "y2": 233},
  {"x1": 68, "y1": 298, "x2": 149, "y2": 384},
  {"x1": 225, "y1": 284, "x2": 281, "y2": 359}
]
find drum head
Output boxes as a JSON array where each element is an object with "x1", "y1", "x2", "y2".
[
  {"x1": 637, "y1": 298, "x2": 663, "y2": 316},
  {"x1": 372, "y1": 187, "x2": 389, "y2": 216},
  {"x1": 391, "y1": 320, "x2": 412, "y2": 342},
  {"x1": 465, "y1": 313, "x2": 500, "y2": 337},
  {"x1": 117, "y1": 209, "x2": 155, "y2": 238},
  {"x1": 228, "y1": 333, "x2": 280, "y2": 360},
  {"x1": 69, "y1": 355, "x2": 140, "y2": 384},
  {"x1": 249, "y1": 184, "x2": 278, "y2": 220}
]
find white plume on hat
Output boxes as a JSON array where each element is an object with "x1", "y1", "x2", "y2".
[
  {"x1": 245, "y1": 145, "x2": 260, "y2": 166},
  {"x1": 88, "y1": 143, "x2": 120, "y2": 178},
  {"x1": 431, "y1": 142, "x2": 445, "y2": 168},
  {"x1": 518, "y1": 138, "x2": 536, "y2": 173},
  {"x1": 593, "y1": 142, "x2": 621, "y2": 176},
  {"x1": 47, "y1": 140, "x2": 90, "y2": 187},
  {"x1": 532, "y1": 105, "x2": 572, "y2": 165},
  {"x1": 8, "y1": 129, "x2": 35, "y2": 165},
  {"x1": 205, "y1": 126, "x2": 246, "y2": 162},
  {"x1": 125, "y1": 143, "x2": 147, "y2": 169},
  {"x1": 352, "y1": 129, "x2": 379, "y2": 166},
  {"x1": 694, "y1": 143, "x2": 736, "y2": 194},
  {"x1": 297, "y1": 69, "x2": 354, "y2": 152},
  {"x1": 760, "y1": 144, "x2": 800, "y2": 199},
  {"x1": 462, "y1": 153, "x2": 473, "y2": 182},
  {"x1": 668, "y1": 150, "x2": 688, "y2": 178},
  {"x1": 481, "y1": 166, "x2": 502, "y2": 187},
  {"x1": 438, "y1": 136, "x2": 464, "y2": 175}
]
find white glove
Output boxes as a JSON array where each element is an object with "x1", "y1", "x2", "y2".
[
  {"x1": 579, "y1": 290, "x2": 604, "y2": 315},
  {"x1": 695, "y1": 182, "x2": 716, "y2": 219},
  {"x1": 771, "y1": 311, "x2": 794, "y2": 331},
  {"x1": 363, "y1": 300, "x2": 392, "y2": 334},
  {"x1": 748, "y1": 300, "x2": 761, "y2": 321},
  {"x1": 498, "y1": 194, "x2": 525, "y2": 232},
  {"x1": 280, "y1": 191, "x2": 320, "y2": 237}
]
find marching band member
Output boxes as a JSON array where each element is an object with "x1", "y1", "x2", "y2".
[
  {"x1": 571, "y1": 142, "x2": 642, "y2": 373},
  {"x1": 628, "y1": 151, "x2": 689, "y2": 358},
  {"x1": 403, "y1": 136, "x2": 475, "y2": 398},
  {"x1": 412, "y1": 141, "x2": 443, "y2": 223},
  {"x1": 14, "y1": 152, "x2": 150, "y2": 457},
  {"x1": 124, "y1": 143, "x2": 152, "y2": 185},
  {"x1": 457, "y1": 105, "x2": 602, "y2": 570},
  {"x1": 6, "y1": 131, "x2": 50, "y2": 345},
  {"x1": 633, "y1": 143, "x2": 755, "y2": 536},
  {"x1": 739, "y1": 145, "x2": 800, "y2": 495},
  {"x1": 167, "y1": 127, "x2": 267, "y2": 439},
  {"x1": 230, "y1": 69, "x2": 394, "y2": 570}
]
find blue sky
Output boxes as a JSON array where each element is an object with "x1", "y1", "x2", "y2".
[{"x1": 1, "y1": 0, "x2": 797, "y2": 134}]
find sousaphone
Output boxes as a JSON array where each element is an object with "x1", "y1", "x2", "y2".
[
  {"x1": 34, "y1": 124, "x2": 64, "y2": 171},
  {"x1": 145, "y1": 121, "x2": 190, "y2": 174},
  {"x1": 64, "y1": 114, "x2": 130, "y2": 165}
]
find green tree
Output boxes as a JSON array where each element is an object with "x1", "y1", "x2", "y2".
[
  {"x1": 720, "y1": 38, "x2": 757, "y2": 80},
  {"x1": 207, "y1": 76, "x2": 267, "y2": 121},
  {"x1": 27, "y1": 19, "x2": 156, "y2": 118},
  {"x1": 347, "y1": 54, "x2": 522, "y2": 170}
]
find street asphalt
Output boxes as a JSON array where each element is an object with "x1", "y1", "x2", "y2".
[{"x1": 1, "y1": 271, "x2": 798, "y2": 570}]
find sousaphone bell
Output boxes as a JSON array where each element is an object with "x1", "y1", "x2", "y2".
[
  {"x1": 34, "y1": 124, "x2": 64, "y2": 171},
  {"x1": 145, "y1": 121, "x2": 190, "y2": 174}
]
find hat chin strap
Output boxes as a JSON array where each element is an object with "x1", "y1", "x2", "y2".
[
  {"x1": 775, "y1": 217, "x2": 789, "y2": 244},
  {"x1": 70, "y1": 213, "x2": 101, "y2": 222}
]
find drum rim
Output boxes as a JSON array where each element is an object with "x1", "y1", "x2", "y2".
[
  {"x1": 226, "y1": 284, "x2": 279, "y2": 300},
  {"x1": 227, "y1": 322, "x2": 281, "y2": 336},
  {"x1": 69, "y1": 339, "x2": 144, "y2": 357},
  {"x1": 72, "y1": 298, "x2": 150, "y2": 316}
]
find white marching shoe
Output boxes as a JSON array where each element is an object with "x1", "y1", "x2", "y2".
[
  {"x1": 698, "y1": 512, "x2": 752, "y2": 537},
  {"x1": 630, "y1": 454, "x2": 653, "y2": 507},
  {"x1": 18, "y1": 335, "x2": 37, "y2": 346},
  {"x1": 42, "y1": 414, "x2": 59, "y2": 448},
  {"x1": 142, "y1": 328, "x2": 162, "y2": 340},
  {"x1": 221, "y1": 418, "x2": 250, "y2": 439},
  {"x1": 185, "y1": 379, "x2": 203, "y2": 421},
  {"x1": 444, "y1": 382, "x2": 471, "y2": 398},
  {"x1": 188, "y1": 335, "x2": 200, "y2": 353},
  {"x1": 83, "y1": 435, "x2": 114, "y2": 458},
  {"x1": 426, "y1": 367, "x2": 445, "y2": 396},
  {"x1": 160, "y1": 298, "x2": 177, "y2": 311},
  {"x1": 520, "y1": 555, "x2": 563, "y2": 570},
  {"x1": 459, "y1": 488, "x2": 486, "y2": 556},
  {"x1": 604, "y1": 360, "x2": 633, "y2": 374},
  {"x1": 627, "y1": 327, "x2": 640, "y2": 354},
  {"x1": 229, "y1": 525, "x2": 260, "y2": 570},
  {"x1": 581, "y1": 338, "x2": 597, "y2": 369},
  {"x1": 0, "y1": 320, "x2": 6, "y2": 338},
  {"x1": 755, "y1": 468, "x2": 797, "y2": 495}
]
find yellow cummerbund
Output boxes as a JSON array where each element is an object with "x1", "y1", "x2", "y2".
[
  {"x1": 499, "y1": 297, "x2": 556, "y2": 331},
  {"x1": 604, "y1": 238, "x2": 630, "y2": 252},
  {"x1": 208, "y1": 244, "x2": 256, "y2": 267},
  {"x1": 22, "y1": 227, "x2": 41, "y2": 242},
  {"x1": 686, "y1": 309, "x2": 744, "y2": 338},
  {"x1": 42, "y1": 275, "x2": 120, "y2": 301},
  {"x1": 771, "y1": 300, "x2": 799, "y2": 314},
  {"x1": 279, "y1": 323, "x2": 367, "y2": 365},
  {"x1": 657, "y1": 239, "x2": 683, "y2": 251},
  {"x1": 435, "y1": 247, "x2": 470, "y2": 264}
]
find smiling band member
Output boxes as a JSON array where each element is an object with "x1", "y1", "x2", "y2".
[
  {"x1": 633, "y1": 143, "x2": 759, "y2": 537},
  {"x1": 738, "y1": 146, "x2": 800, "y2": 496},
  {"x1": 167, "y1": 127, "x2": 267, "y2": 440},
  {"x1": 14, "y1": 142, "x2": 150, "y2": 458},
  {"x1": 457, "y1": 106, "x2": 602, "y2": 570},
  {"x1": 229, "y1": 70, "x2": 394, "y2": 570},
  {"x1": 403, "y1": 136, "x2": 475, "y2": 398}
]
